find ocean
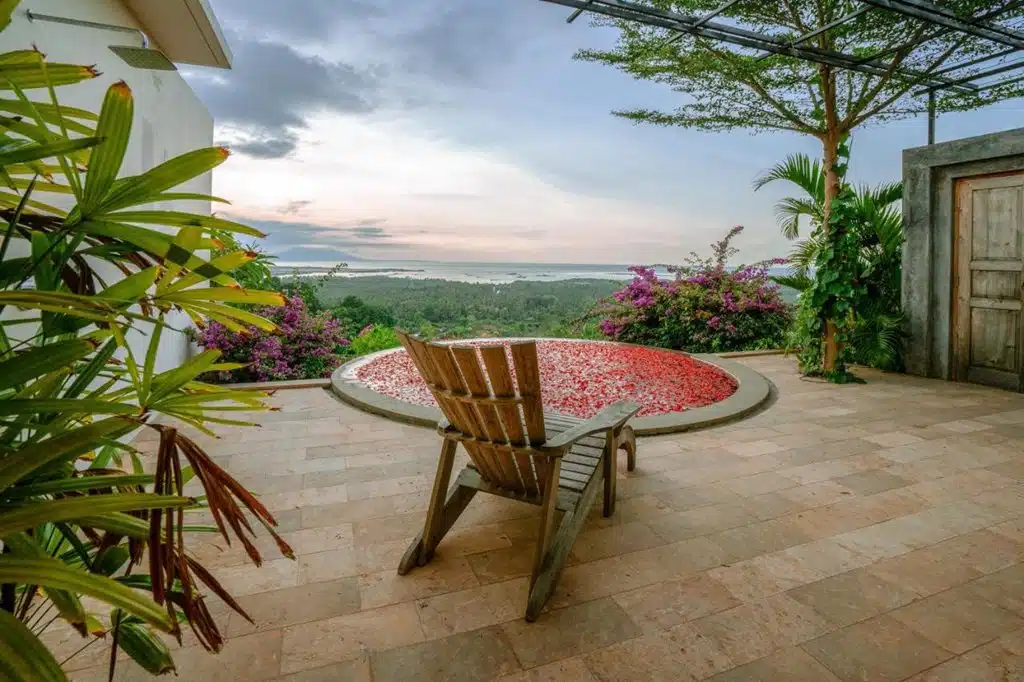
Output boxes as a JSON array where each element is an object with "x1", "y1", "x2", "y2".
[
  {"x1": 272, "y1": 259, "x2": 794, "y2": 287},
  {"x1": 272, "y1": 260, "x2": 640, "y2": 284}
]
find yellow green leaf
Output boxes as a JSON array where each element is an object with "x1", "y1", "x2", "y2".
[{"x1": 81, "y1": 82, "x2": 133, "y2": 214}]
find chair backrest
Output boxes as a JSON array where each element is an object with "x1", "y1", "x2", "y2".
[{"x1": 396, "y1": 330, "x2": 551, "y2": 496}]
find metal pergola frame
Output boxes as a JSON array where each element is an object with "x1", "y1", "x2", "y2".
[{"x1": 541, "y1": 0, "x2": 1024, "y2": 143}]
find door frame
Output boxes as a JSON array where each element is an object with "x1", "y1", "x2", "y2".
[{"x1": 950, "y1": 171, "x2": 1024, "y2": 390}]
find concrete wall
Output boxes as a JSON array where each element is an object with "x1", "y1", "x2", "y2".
[
  {"x1": 902, "y1": 127, "x2": 1024, "y2": 380},
  {"x1": 1, "y1": 0, "x2": 216, "y2": 371}
]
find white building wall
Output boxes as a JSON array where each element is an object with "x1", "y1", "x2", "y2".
[{"x1": 1, "y1": 0, "x2": 217, "y2": 371}]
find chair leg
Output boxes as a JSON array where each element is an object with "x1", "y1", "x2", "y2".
[
  {"x1": 529, "y1": 458, "x2": 561, "y2": 591},
  {"x1": 525, "y1": 461, "x2": 600, "y2": 622},
  {"x1": 398, "y1": 439, "x2": 474, "y2": 574},
  {"x1": 618, "y1": 425, "x2": 637, "y2": 472},
  {"x1": 602, "y1": 429, "x2": 616, "y2": 518}
]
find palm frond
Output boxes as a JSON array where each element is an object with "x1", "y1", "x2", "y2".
[
  {"x1": 752, "y1": 153, "x2": 825, "y2": 204},
  {"x1": 773, "y1": 197, "x2": 821, "y2": 240},
  {"x1": 771, "y1": 273, "x2": 813, "y2": 292},
  {"x1": 787, "y1": 235, "x2": 824, "y2": 278}
]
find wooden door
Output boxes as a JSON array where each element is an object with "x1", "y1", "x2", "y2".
[{"x1": 953, "y1": 173, "x2": 1024, "y2": 391}]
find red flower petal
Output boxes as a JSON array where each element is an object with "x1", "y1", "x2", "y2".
[{"x1": 353, "y1": 340, "x2": 737, "y2": 418}]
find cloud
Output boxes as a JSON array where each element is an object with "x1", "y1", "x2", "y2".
[
  {"x1": 279, "y1": 199, "x2": 313, "y2": 215},
  {"x1": 350, "y1": 225, "x2": 388, "y2": 238},
  {"x1": 196, "y1": 0, "x2": 991, "y2": 264},
  {"x1": 229, "y1": 216, "x2": 412, "y2": 259},
  {"x1": 209, "y1": 0, "x2": 384, "y2": 42},
  {"x1": 187, "y1": 37, "x2": 382, "y2": 158},
  {"x1": 228, "y1": 135, "x2": 299, "y2": 160}
]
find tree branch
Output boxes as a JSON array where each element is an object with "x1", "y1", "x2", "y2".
[
  {"x1": 851, "y1": 37, "x2": 968, "y2": 128},
  {"x1": 703, "y1": 42, "x2": 817, "y2": 133},
  {"x1": 843, "y1": 23, "x2": 936, "y2": 128}
]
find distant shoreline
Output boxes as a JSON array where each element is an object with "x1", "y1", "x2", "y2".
[{"x1": 272, "y1": 266, "x2": 425, "y2": 276}]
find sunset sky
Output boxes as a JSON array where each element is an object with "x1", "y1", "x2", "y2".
[{"x1": 186, "y1": 0, "x2": 1024, "y2": 265}]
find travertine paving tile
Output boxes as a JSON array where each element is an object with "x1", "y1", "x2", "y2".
[
  {"x1": 370, "y1": 626, "x2": 520, "y2": 682},
  {"x1": 965, "y1": 564, "x2": 1024, "y2": 617},
  {"x1": 494, "y1": 656, "x2": 597, "y2": 682},
  {"x1": 279, "y1": 602, "x2": 424, "y2": 674},
  {"x1": 801, "y1": 615, "x2": 953, "y2": 682},
  {"x1": 114, "y1": 357, "x2": 1024, "y2": 682},
  {"x1": 903, "y1": 636, "x2": 1023, "y2": 682},
  {"x1": 890, "y1": 585, "x2": 1024, "y2": 654},
  {"x1": 501, "y1": 598, "x2": 640, "y2": 669},
  {"x1": 787, "y1": 568, "x2": 919, "y2": 628},
  {"x1": 612, "y1": 572, "x2": 741, "y2": 631},
  {"x1": 227, "y1": 577, "x2": 361, "y2": 637},
  {"x1": 707, "y1": 646, "x2": 843, "y2": 682},
  {"x1": 568, "y1": 520, "x2": 666, "y2": 563},
  {"x1": 275, "y1": 656, "x2": 371, "y2": 682},
  {"x1": 834, "y1": 469, "x2": 912, "y2": 495},
  {"x1": 867, "y1": 546, "x2": 984, "y2": 598},
  {"x1": 584, "y1": 623, "x2": 734, "y2": 681},
  {"x1": 416, "y1": 578, "x2": 528, "y2": 639}
]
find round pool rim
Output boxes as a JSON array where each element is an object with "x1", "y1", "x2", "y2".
[{"x1": 330, "y1": 338, "x2": 772, "y2": 436}]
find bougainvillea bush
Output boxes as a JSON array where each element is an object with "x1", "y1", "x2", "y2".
[
  {"x1": 193, "y1": 296, "x2": 351, "y2": 382},
  {"x1": 592, "y1": 226, "x2": 792, "y2": 353}
]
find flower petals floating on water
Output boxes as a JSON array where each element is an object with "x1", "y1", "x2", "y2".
[{"x1": 353, "y1": 339, "x2": 737, "y2": 418}]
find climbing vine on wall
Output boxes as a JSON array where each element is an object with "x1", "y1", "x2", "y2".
[{"x1": 792, "y1": 138, "x2": 870, "y2": 382}]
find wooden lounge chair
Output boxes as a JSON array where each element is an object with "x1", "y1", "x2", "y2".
[{"x1": 395, "y1": 331, "x2": 639, "y2": 621}]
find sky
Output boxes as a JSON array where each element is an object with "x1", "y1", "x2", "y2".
[{"x1": 183, "y1": 0, "x2": 1024, "y2": 265}]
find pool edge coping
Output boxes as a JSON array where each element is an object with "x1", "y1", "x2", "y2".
[{"x1": 329, "y1": 343, "x2": 772, "y2": 436}]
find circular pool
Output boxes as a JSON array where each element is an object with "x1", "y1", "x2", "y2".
[{"x1": 332, "y1": 338, "x2": 771, "y2": 435}]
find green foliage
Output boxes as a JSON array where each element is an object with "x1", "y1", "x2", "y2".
[
  {"x1": 778, "y1": 141, "x2": 906, "y2": 380},
  {"x1": 331, "y1": 295, "x2": 396, "y2": 337},
  {"x1": 0, "y1": 8, "x2": 289, "y2": 678},
  {"x1": 316, "y1": 277, "x2": 622, "y2": 338},
  {"x1": 345, "y1": 326, "x2": 401, "y2": 356},
  {"x1": 576, "y1": 1, "x2": 1023, "y2": 141},
  {"x1": 271, "y1": 277, "x2": 322, "y2": 312},
  {"x1": 209, "y1": 228, "x2": 275, "y2": 292},
  {"x1": 269, "y1": 265, "x2": 347, "y2": 314}
]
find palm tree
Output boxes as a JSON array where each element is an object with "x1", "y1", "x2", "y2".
[{"x1": 753, "y1": 153, "x2": 906, "y2": 370}]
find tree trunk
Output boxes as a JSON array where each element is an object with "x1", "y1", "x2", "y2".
[
  {"x1": 821, "y1": 132, "x2": 841, "y2": 372},
  {"x1": 820, "y1": 64, "x2": 842, "y2": 373}
]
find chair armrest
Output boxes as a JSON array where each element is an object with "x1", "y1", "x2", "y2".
[
  {"x1": 436, "y1": 417, "x2": 456, "y2": 436},
  {"x1": 540, "y1": 401, "x2": 640, "y2": 453}
]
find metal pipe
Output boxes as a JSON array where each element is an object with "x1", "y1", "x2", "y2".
[
  {"x1": 927, "y1": 90, "x2": 936, "y2": 144},
  {"x1": 693, "y1": 0, "x2": 747, "y2": 28},
  {"x1": 853, "y1": 0, "x2": 1024, "y2": 65},
  {"x1": 755, "y1": 6, "x2": 872, "y2": 60},
  {"x1": 791, "y1": 6, "x2": 872, "y2": 46},
  {"x1": 540, "y1": 0, "x2": 976, "y2": 91},
  {"x1": 25, "y1": 10, "x2": 149, "y2": 47},
  {"x1": 566, "y1": 0, "x2": 593, "y2": 23},
  {"x1": 930, "y1": 48, "x2": 1018, "y2": 77},
  {"x1": 857, "y1": 0, "x2": 1024, "y2": 51},
  {"x1": 916, "y1": 56, "x2": 1024, "y2": 94}
]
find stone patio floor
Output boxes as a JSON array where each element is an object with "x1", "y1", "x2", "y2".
[{"x1": 66, "y1": 355, "x2": 1024, "y2": 681}]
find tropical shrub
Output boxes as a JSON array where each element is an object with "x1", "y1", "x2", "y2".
[
  {"x1": 590, "y1": 226, "x2": 791, "y2": 353},
  {"x1": 344, "y1": 325, "x2": 401, "y2": 356},
  {"x1": 209, "y1": 228, "x2": 276, "y2": 292},
  {"x1": 0, "y1": 5, "x2": 290, "y2": 679},
  {"x1": 331, "y1": 295, "x2": 396, "y2": 337},
  {"x1": 192, "y1": 296, "x2": 351, "y2": 382},
  {"x1": 755, "y1": 148, "x2": 905, "y2": 374}
]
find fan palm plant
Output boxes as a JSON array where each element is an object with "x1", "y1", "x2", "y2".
[
  {"x1": 753, "y1": 152, "x2": 906, "y2": 371},
  {"x1": 0, "y1": 3, "x2": 293, "y2": 679}
]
